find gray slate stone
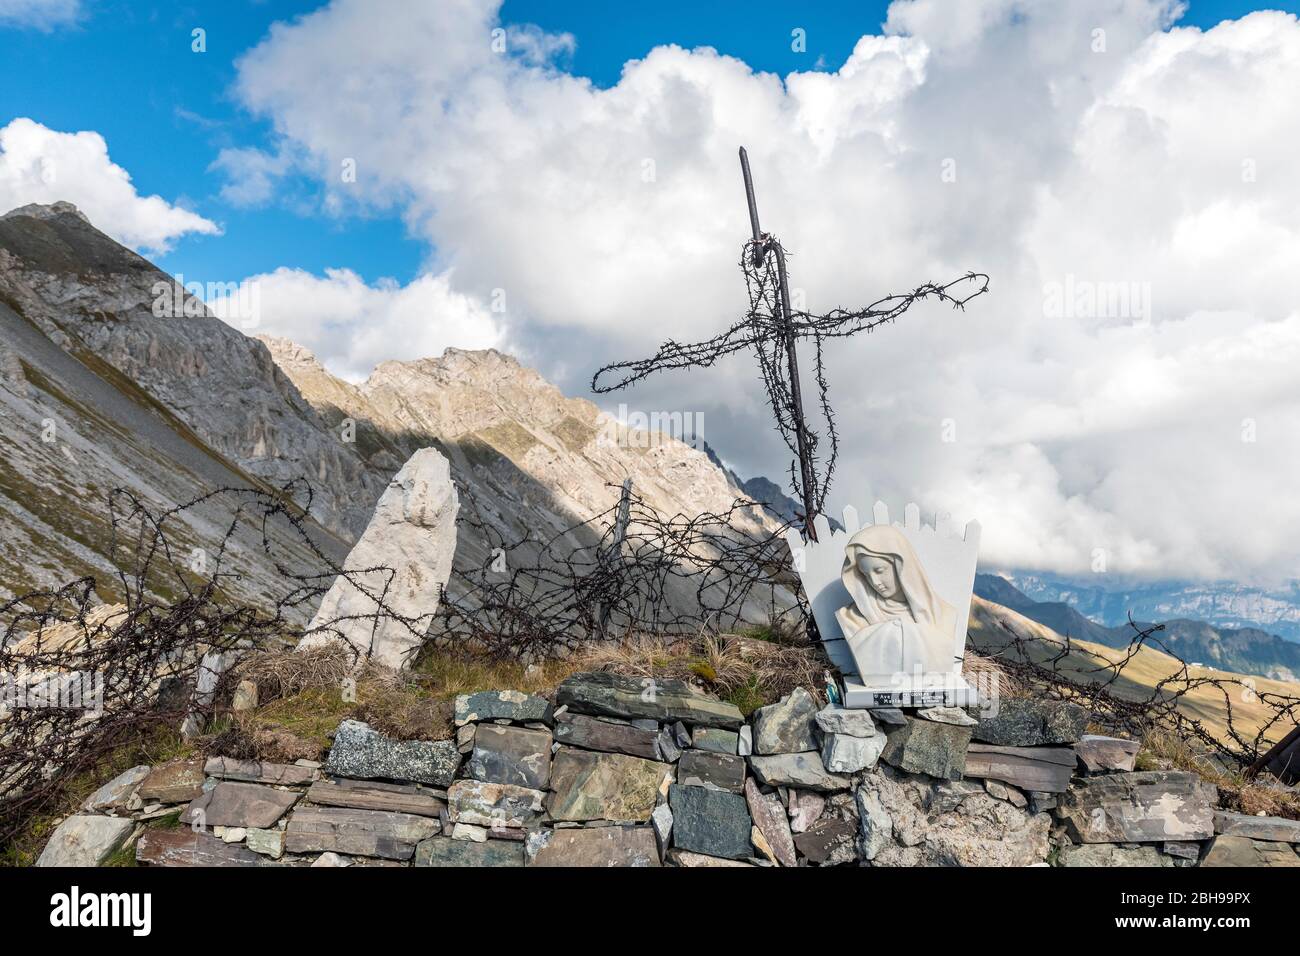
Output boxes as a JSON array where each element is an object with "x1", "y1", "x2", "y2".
[
  {"x1": 821, "y1": 731, "x2": 885, "y2": 774},
  {"x1": 203, "y1": 757, "x2": 317, "y2": 787},
  {"x1": 556, "y1": 672, "x2": 743, "y2": 729},
  {"x1": 745, "y1": 779, "x2": 796, "y2": 867},
  {"x1": 1074, "y1": 735, "x2": 1140, "y2": 773},
  {"x1": 963, "y1": 743, "x2": 1075, "y2": 793},
  {"x1": 305, "y1": 777, "x2": 444, "y2": 817},
  {"x1": 880, "y1": 718, "x2": 971, "y2": 780},
  {"x1": 83, "y1": 765, "x2": 149, "y2": 813},
  {"x1": 855, "y1": 788, "x2": 892, "y2": 861},
  {"x1": 465, "y1": 724, "x2": 552, "y2": 789},
  {"x1": 814, "y1": 705, "x2": 878, "y2": 738},
  {"x1": 553, "y1": 712, "x2": 659, "y2": 759},
  {"x1": 454, "y1": 689, "x2": 553, "y2": 726},
  {"x1": 752, "y1": 687, "x2": 819, "y2": 754},
  {"x1": 691, "y1": 727, "x2": 739, "y2": 754},
  {"x1": 1057, "y1": 771, "x2": 1217, "y2": 843},
  {"x1": 545, "y1": 747, "x2": 671, "y2": 822},
  {"x1": 677, "y1": 750, "x2": 746, "y2": 793},
  {"x1": 284, "y1": 805, "x2": 440, "y2": 860},
  {"x1": 794, "y1": 817, "x2": 858, "y2": 865},
  {"x1": 136, "y1": 829, "x2": 263, "y2": 867},
  {"x1": 971, "y1": 698, "x2": 1088, "y2": 747},
  {"x1": 180, "y1": 781, "x2": 300, "y2": 829},
  {"x1": 1059, "y1": 843, "x2": 1173, "y2": 867},
  {"x1": 447, "y1": 779, "x2": 547, "y2": 828},
  {"x1": 414, "y1": 836, "x2": 524, "y2": 866},
  {"x1": 36, "y1": 815, "x2": 134, "y2": 867},
  {"x1": 1213, "y1": 810, "x2": 1300, "y2": 843},
  {"x1": 917, "y1": 706, "x2": 978, "y2": 727},
  {"x1": 1201, "y1": 835, "x2": 1300, "y2": 867},
  {"x1": 748, "y1": 751, "x2": 849, "y2": 791},
  {"x1": 526, "y1": 826, "x2": 661, "y2": 866},
  {"x1": 668, "y1": 784, "x2": 753, "y2": 861},
  {"x1": 326, "y1": 719, "x2": 460, "y2": 787}
]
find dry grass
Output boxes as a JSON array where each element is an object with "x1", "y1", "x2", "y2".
[
  {"x1": 574, "y1": 631, "x2": 828, "y2": 716},
  {"x1": 1138, "y1": 728, "x2": 1300, "y2": 820}
]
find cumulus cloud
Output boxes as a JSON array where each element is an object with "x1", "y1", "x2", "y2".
[
  {"x1": 0, "y1": 0, "x2": 81, "y2": 31},
  {"x1": 206, "y1": 267, "x2": 504, "y2": 383},
  {"x1": 0, "y1": 118, "x2": 219, "y2": 253},
  {"x1": 226, "y1": 0, "x2": 1300, "y2": 585}
]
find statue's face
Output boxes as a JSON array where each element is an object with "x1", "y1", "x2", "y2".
[{"x1": 859, "y1": 554, "x2": 901, "y2": 600}]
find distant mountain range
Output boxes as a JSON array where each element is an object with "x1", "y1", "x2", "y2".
[
  {"x1": 999, "y1": 571, "x2": 1300, "y2": 641},
  {"x1": 975, "y1": 573, "x2": 1300, "y2": 682}
]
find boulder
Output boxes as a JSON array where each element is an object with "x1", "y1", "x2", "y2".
[
  {"x1": 465, "y1": 724, "x2": 552, "y2": 789},
  {"x1": 526, "y1": 826, "x2": 661, "y2": 867},
  {"x1": 749, "y1": 752, "x2": 849, "y2": 792},
  {"x1": 880, "y1": 718, "x2": 971, "y2": 780},
  {"x1": 36, "y1": 815, "x2": 134, "y2": 867},
  {"x1": 1213, "y1": 811, "x2": 1300, "y2": 843},
  {"x1": 751, "y1": 687, "x2": 819, "y2": 754},
  {"x1": 677, "y1": 750, "x2": 746, "y2": 793},
  {"x1": 180, "y1": 782, "x2": 300, "y2": 829},
  {"x1": 821, "y1": 732, "x2": 885, "y2": 774},
  {"x1": 652, "y1": 803, "x2": 673, "y2": 854},
  {"x1": 1059, "y1": 844, "x2": 1173, "y2": 867},
  {"x1": 545, "y1": 747, "x2": 670, "y2": 822},
  {"x1": 454, "y1": 690, "x2": 552, "y2": 726},
  {"x1": 745, "y1": 779, "x2": 796, "y2": 867},
  {"x1": 83, "y1": 765, "x2": 149, "y2": 813},
  {"x1": 297, "y1": 447, "x2": 459, "y2": 670},
  {"x1": 325, "y1": 719, "x2": 460, "y2": 787},
  {"x1": 553, "y1": 712, "x2": 659, "y2": 759},
  {"x1": 668, "y1": 784, "x2": 753, "y2": 861},
  {"x1": 1056, "y1": 771, "x2": 1216, "y2": 843},
  {"x1": 1201, "y1": 835, "x2": 1300, "y2": 867},
  {"x1": 414, "y1": 836, "x2": 524, "y2": 867},
  {"x1": 447, "y1": 779, "x2": 547, "y2": 828},
  {"x1": 556, "y1": 672, "x2": 743, "y2": 729},
  {"x1": 1074, "y1": 735, "x2": 1140, "y2": 773},
  {"x1": 963, "y1": 744, "x2": 1075, "y2": 793},
  {"x1": 971, "y1": 698, "x2": 1088, "y2": 747}
]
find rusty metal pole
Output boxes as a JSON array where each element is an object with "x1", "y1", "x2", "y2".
[{"x1": 738, "y1": 147, "x2": 820, "y2": 541}]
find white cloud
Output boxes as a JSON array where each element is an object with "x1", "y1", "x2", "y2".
[
  {"x1": 0, "y1": 118, "x2": 219, "y2": 253},
  {"x1": 0, "y1": 0, "x2": 81, "y2": 31},
  {"x1": 227, "y1": 0, "x2": 1300, "y2": 585},
  {"x1": 206, "y1": 267, "x2": 504, "y2": 383}
]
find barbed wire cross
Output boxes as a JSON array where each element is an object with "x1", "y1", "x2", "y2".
[{"x1": 592, "y1": 146, "x2": 989, "y2": 541}]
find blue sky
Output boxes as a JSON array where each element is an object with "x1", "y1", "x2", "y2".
[
  {"x1": 2, "y1": 0, "x2": 1294, "y2": 288},
  {"x1": 5, "y1": 0, "x2": 1300, "y2": 583}
]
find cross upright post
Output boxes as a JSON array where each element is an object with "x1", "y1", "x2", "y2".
[{"x1": 738, "y1": 147, "x2": 820, "y2": 541}]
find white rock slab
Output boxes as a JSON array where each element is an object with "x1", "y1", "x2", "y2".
[
  {"x1": 36, "y1": 815, "x2": 134, "y2": 867},
  {"x1": 298, "y1": 447, "x2": 459, "y2": 670}
]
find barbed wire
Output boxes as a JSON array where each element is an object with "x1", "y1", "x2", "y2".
[{"x1": 592, "y1": 236, "x2": 988, "y2": 522}]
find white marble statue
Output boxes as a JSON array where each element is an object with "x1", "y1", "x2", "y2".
[{"x1": 834, "y1": 525, "x2": 957, "y2": 682}]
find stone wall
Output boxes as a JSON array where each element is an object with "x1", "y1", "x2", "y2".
[{"x1": 38, "y1": 675, "x2": 1300, "y2": 867}]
